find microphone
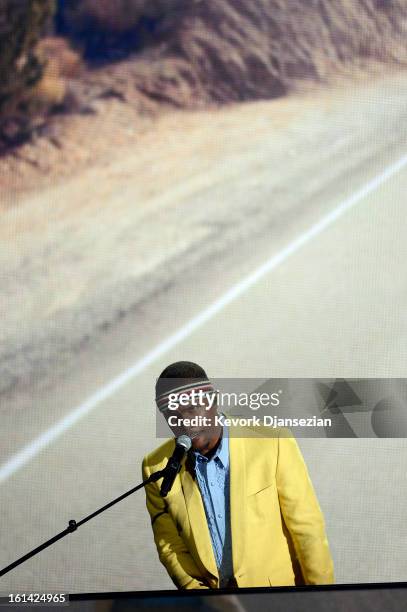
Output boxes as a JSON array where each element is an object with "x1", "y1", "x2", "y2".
[{"x1": 160, "y1": 435, "x2": 192, "y2": 497}]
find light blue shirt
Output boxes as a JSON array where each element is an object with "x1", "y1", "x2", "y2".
[{"x1": 193, "y1": 423, "x2": 233, "y2": 587}]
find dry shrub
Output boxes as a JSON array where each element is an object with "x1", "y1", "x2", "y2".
[
  {"x1": 30, "y1": 37, "x2": 83, "y2": 109},
  {"x1": 37, "y1": 36, "x2": 83, "y2": 78},
  {"x1": 33, "y1": 70, "x2": 66, "y2": 108}
]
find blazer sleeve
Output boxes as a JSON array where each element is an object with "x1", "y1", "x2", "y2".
[
  {"x1": 141, "y1": 456, "x2": 210, "y2": 590},
  {"x1": 275, "y1": 429, "x2": 335, "y2": 585}
]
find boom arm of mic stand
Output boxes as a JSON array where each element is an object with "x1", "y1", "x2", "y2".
[{"x1": 0, "y1": 468, "x2": 166, "y2": 578}]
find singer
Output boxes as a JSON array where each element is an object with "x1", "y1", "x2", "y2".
[{"x1": 141, "y1": 361, "x2": 334, "y2": 590}]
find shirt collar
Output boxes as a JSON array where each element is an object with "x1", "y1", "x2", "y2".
[{"x1": 193, "y1": 421, "x2": 229, "y2": 468}]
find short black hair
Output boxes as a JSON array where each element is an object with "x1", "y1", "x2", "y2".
[{"x1": 155, "y1": 361, "x2": 209, "y2": 398}]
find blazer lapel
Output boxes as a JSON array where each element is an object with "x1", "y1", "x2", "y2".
[
  {"x1": 179, "y1": 426, "x2": 249, "y2": 581},
  {"x1": 229, "y1": 432, "x2": 247, "y2": 577},
  {"x1": 180, "y1": 455, "x2": 218, "y2": 579}
]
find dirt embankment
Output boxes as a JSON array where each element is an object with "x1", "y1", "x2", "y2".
[{"x1": 1, "y1": 0, "x2": 406, "y2": 197}]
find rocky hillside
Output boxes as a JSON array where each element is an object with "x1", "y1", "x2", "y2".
[
  {"x1": 85, "y1": 0, "x2": 407, "y2": 107},
  {"x1": 1, "y1": 0, "x2": 406, "y2": 195}
]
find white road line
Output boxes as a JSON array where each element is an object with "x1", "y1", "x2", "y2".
[{"x1": 1, "y1": 153, "x2": 406, "y2": 484}]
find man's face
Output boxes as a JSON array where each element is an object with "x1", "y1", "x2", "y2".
[{"x1": 164, "y1": 392, "x2": 222, "y2": 454}]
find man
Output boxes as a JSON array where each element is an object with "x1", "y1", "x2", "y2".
[{"x1": 142, "y1": 361, "x2": 334, "y2": 590}]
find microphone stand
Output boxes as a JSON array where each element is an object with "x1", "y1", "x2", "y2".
[{"x1": 0, "y1": 468, "x2": 166, "y2": 578}]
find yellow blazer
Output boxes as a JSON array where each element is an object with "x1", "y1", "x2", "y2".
[{"x1": 141, "y1": 425, "x2": 334, "y2": 589}]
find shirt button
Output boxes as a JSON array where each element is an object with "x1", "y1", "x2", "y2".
[
  {"x1": 210, "y1": 482, "x2": 214, "y2": 486},
  {"x1": 217, "y1": 514, "x2": 222, "y2": 518}
]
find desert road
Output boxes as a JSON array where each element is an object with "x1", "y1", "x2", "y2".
[{"x1": 1, "y1": 70, "x2": 407, "y2": 593}]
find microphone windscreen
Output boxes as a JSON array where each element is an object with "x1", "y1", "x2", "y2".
[{"x1": 176, "y1": 435, "x2": 192, "y2": 451}]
